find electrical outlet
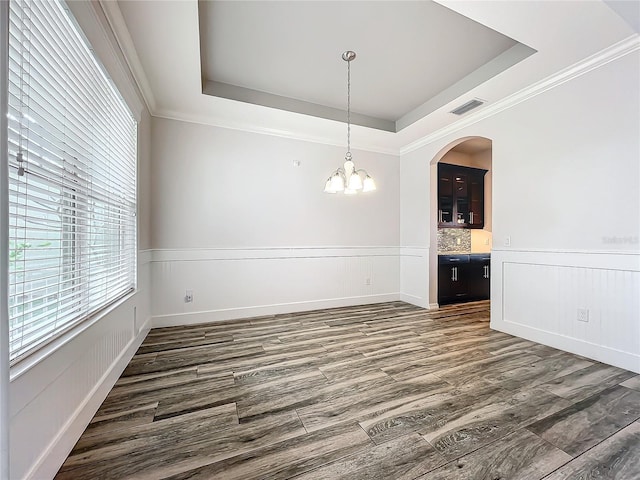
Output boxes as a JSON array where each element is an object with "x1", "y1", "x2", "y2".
[
  {"x1": 185, "y1": 290, "x2": 193, "y2": 303},
  {"x1": 484, "y1": 238, "x2": 490, "y2": 245},
  {"x1": 365, "y1": 277, "x2": 371, "y2": 286},
  {"x1": 456, "y1": 238, "x2": 461, "y2": 245},
  {"x1": 577, "y1": 308, "x2": 589, "y2": 322},
  {"x1": 504, "y1": 236, "x2": 511, "y2": 247}
]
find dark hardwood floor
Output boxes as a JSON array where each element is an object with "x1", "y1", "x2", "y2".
[{"x1": 55, "y1": 301, "x2": 640, "y2": 479}]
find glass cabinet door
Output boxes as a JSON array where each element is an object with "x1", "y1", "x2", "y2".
[
  {"x1": 454, "y1": 174, "x2": 468, "y2": 225},
  {"x1": 438, "y1": 163, "x2": 486, "y2": 229},
  {"x1": 438, "y1": 170, "x2": 454, "y2": 225},
  {"x1": 469, "y1": 174, "x2": 484, "y2": 228}
]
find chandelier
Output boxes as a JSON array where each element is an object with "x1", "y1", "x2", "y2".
[{"x1": 324, "y1": 51, "x2": 376, "y2": 194}]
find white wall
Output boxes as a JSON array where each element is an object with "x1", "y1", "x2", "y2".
[
  {"x1": 472, "y1": 149, "x2": 492, "y2": 233},
  {"x1": 150, "y1": 117, "x2": 401, "y2": 325},
  {"x1": 7, "y1": 4, "x2": 154, "y2": 479},
  {"x1": 1, "y1": 2, "x2": 10, "y2": 478},
  {"x1": 399, "y1": 147, "x2": 431, "y2": 307},
  {"x1": 400, "y1": 49, "x2": 640, "y2": 372}
]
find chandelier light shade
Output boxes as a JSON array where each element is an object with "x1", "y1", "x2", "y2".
[{"x1": 324, "y1": 51, "x2": 376, "y2": 195}]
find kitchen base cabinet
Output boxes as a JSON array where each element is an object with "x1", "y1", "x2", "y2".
[
  {"x1": 438, "y1": 254, "x2": 490, "y2": 305},
  {"x1": 438, "y1": 263, "x2": 469, "y2": 304},
  {"x1": 468, "y1": 254, "x2": 490, "y2": 300}
]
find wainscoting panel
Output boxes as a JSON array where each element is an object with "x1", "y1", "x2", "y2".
[
  {"x1": 151, "y1": 247, "x2": 404, "y2": 327},
  {"x1": 10, "y1": 254, "x2": 152, "y2": 480},
  {"x1": 491, "y1": 249, "x2": 640, "y2": 373},
  {"x1": 400, "y1": 247, "x2": 430, "y2": 308}
]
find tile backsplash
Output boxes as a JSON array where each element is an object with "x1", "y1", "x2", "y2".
[{"x1": 438, "y1": 228, "x2": 471, "y2": 253}]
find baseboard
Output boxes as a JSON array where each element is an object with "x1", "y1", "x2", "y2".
[
  {"x1": 152, "y1": 294, "x2": 401, "y2": 328},
  {"x1": 493, "y1": 319, "x2": 640, "y2": 374},
  {"x1": 399, "y1": 293, "x2": 429, "y2": 309},
  {"x1": 25, "y1": 316, "x2": 151, "y2": 480}
]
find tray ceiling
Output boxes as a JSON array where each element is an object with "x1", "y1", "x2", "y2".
[
  {"x1": 198, "y1": 1, "x2": 535, "y2": 132},
  {"x1": 113, "y1": 0, "x2": 638, "y2": 152}
]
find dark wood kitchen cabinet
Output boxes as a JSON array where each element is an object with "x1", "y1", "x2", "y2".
[
  {"x1": 438, "y1": 254, "x2": 490, "y2": 305},
  {"x1": 438, "y1": 256, "x2": 469, "y2": 304},
  {"x1": 438, "y1": 163, "x2": 487, "y2": 229},
  {"x1": 468, "y1": 175, "x2": 484, "y2": 228},
  {"x1": 468, "y1": 254, "x2": 490, "y2": 300}
]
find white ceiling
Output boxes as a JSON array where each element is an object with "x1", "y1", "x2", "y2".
[
  {"x1": 112, "y1": 0, "x2": 638, "y2": 153},
  {"x1": 198, "y1": 1, "x2": 530, "y2": 131}
]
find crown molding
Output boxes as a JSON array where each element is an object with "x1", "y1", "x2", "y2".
[
  {"x1": 155, "y1": 33, "x2": 638, "y2": 157},
  {"x1": 99, "y1": 1, "x2": 157, "y2": 114},
  {"x1": 400, "y1": 34, "x2": 640, "y2": 155},
  {"x1": 153, "y1": 108, "x2": 401, "y2": 156},
  {"x1": 98, "y1": 1, "x2": 637, "y2": 158}
]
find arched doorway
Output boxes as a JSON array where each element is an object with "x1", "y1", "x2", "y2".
[{"x1": 428, "y1": 137, "x2": 493, "y2": 307}]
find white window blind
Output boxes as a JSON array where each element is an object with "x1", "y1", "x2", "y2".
[{"x1": 7, "y1": 0, "x2": 137, "y2": 364}]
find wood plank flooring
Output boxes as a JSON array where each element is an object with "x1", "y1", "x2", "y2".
[{"x1": 55, "y1": 301, "x2": 640, "y2": 480}]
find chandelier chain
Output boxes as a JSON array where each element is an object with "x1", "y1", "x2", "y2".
[
  {"x1": 323, "y1": 50, "x2": 375, "y2": 194},
  {"x1": 346, "y1": 57, "x2": 351, "y2": 158}
]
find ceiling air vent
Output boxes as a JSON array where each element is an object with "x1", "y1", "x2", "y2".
[{"x1": 450, "y1": 98, "x2": 485, "y2": 116}]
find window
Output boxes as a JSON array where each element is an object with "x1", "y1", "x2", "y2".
[{"x1": 7, "y1": 0, "x2": 137, "y2": 364}]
